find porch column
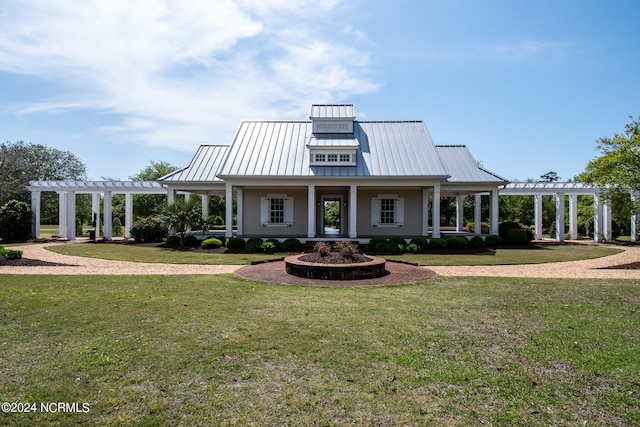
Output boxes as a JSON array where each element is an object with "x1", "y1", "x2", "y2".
[
  {"x1": 569, "y1": 194, "x2": 578, "y2": 240},
  {"x1": 594, "y1": 193, "x2": 603, "y2": 243},
  {"x1": 31, "y1": 190, "x2": 41, "y2": 239},
  {"x1": 349, "y1": 185, "x2": 358, "y2": 239},
  {"x1": 603, "y1": 200, "x2": 612, "y2": 241},
  {"x1": 555, "y1": 192, "x2": 565, "y2": 243},
  {"x1": 456, "y1": 195, "x2": 465, "y2": 232},
  {"x1": 92, "y1": 193, "x2": 101, "y2": 239},
  {"x1": 124, "y1": 193, "x2": 133, "y2": 238},
  {"x1": 167, "y1": 188, "x2": 176, "y2": 204},
  {"x1": 201, "y1": 195, "x2": 209, "y2": 220},
  {"x1": 58, "y1": 192, "x2": 67, "y2": 239},
  {"x1": 236, "y1": 188, "x2": 243, "y2": 236},
  {"x1": 631, "y1": 192, "x2": 639, "y2": 243},
  {"x1": 63, "y1": 191, "x2": 76, "y2": 240},
  {"x1": 103, "y1": 191, "x2": 112, "y2": 240},
  {"x1": 534, "y1": 194, "x2": 543, "y2": 240},
  {"x1": 225, "y1": 184, "x2": 233, "y2": 238},
  {"x1": 474, "y1": 194, "x2": 482, "y2": 234},
  {"x1": 422, "y1": 188, "x2": 430, "y2": 236},
  {"x1": 308, "y1": 184, "x2": 315, "y2": 238},
  {"x1": 490, "y1": 189, "x2": 499, "y2": 235},
  {"x1": 432, "y1": 184, "x2": 441, "y2": 238}
]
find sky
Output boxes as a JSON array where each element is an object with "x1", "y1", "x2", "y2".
[{"x1": 1, "y1": 0, "x2": 638, "y2": 182}]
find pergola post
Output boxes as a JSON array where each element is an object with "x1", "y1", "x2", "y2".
[
  {"x1": 66, "y1": 191, "x2": 76, "y2": 240},
  {"x1": 58, "y1": 192, "x2": 67, "y2": 239},
  {"x1": 555, "y1": 192, "x2": 565, "y2": 243},
  {"x1": 594, "y1": 193, "x2": 603, "y2": 243},
  {"x1": 569, "y1": 194, "x2": 578, "y2": 240},
  {"x1": 422, "y1": 188, "x2": 430, "y2": 236},
  {"x1": 31, "y1": 190, "x2": 41, "y2": 239},
  {"x1": 603, "y1": 200, "x2": 612, "y2": 241},
  {"x1": 456, "y1": 195, "x2": 465, "y2": 232},
  {"x1": 308, "y1": 184, "x2": 315, "y2": 238},
  {"x1": 225, "y1": 184, "x2": 233, "y2": 238},
  {"x1": 474, "y1": 194, "x2": 482, "y2": 234},
  {"x1": 92, "y1": 193, "x2": 101, "y2": 239},
  {"x1": 490, "y1": 189, "x2": 499, "y2": 235},
  {"x1": 125, "y1": 193, "x2": 133, "y2": 238},
  {"x1": 432, "y1": 184, "x2": 441, "y2": 238},
  {"x1": 534, "y1": 194, "x2": 543, "y2": 240},
  {"x1": 349, "y1": 185, "x2": 358, "y2": 239},
  {"x1": 236, "y1": 188, "x2": 243, "y2": 236},
  {"x1": 632, "y1": 192, "x2": 639, "y2": 243},
  {"x1": 201, "y1": 194, "x2": 209, "y2": 220},
  {"x1": 103, "y1": 191, "x2": 112, "y2": 240}
]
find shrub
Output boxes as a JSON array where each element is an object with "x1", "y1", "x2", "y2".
[
  {"x1": 334, "y1": 240, "x2": 357, "y2": 258},
  {"x1": 466, "y1": 221, "x2": 490, "y2": 234},
  {"x1": 314, "y1": 241, "x2": 330, "y2": 257},
  {"x1": 409, "y1": 237, "x2": 429, "y2": 250},
  {"x1": 468, "y1": 236, "x2": 485, "y2": 248},
  {"x1": 405, "y1": 243, "x2": 420, "y2": 254},
  {"x1": 282, "y1": 238, "x2": 302, "y2": 252},
  {"x1": 499, "y1": 221, "x2": 533, "y2": 242},
  {"x1": 183, "y1": 234, "x2": 199, "y2": 247},
  {"x1": 485, "y1": 234, "x2": 503, "y2": 247},
  {"x1": 112, "y1": 217, "x2": 123, "y2": 237},
  {"x1": 0, "y1": 199, "x2": 32, "y2": 241},
  {"x1": 428, "y1": 238, "x2": 448, "y2": 250},
  {"x1": 246, "y1": 238, "x2": 263, "y2": 253},
  {"x1": 368, "y1": 237, "x2": 388, "y2": 252},
  {"x1": 130, "y1": 216, "x2": 167, "y2": 243},
  {"x1": 76, "y1": 218, "x2": 83, "y2": 236},
  {"x1": 166, "y1": 235, "x2": 181, "y2": 247},
  {"x1": 0, "y1": 247, "x2": 23, "y2": 260},
  {"x1": 389, "y1": 237, "x2": 407, "y2": 251},
  {"x1": 384, "y1": 240, "x2": 403, "y2": 254},
  {"x1": 263, "y1": 238, "x2": 282, "y2": 253},
  {"x1": 226, "y1": 237, "x2": 246, "y2": 249},
  {"x1": 261, "y1": 240, "x2": 277, "y2": 254},
  {"x1": 202, "y1": 237, "x2": 222, "y2": 249},
  {"x1": 445, "y1": 236, "x2": 469, "y2": 250},
  {"x1": 506, "y1": 228, "x2": 529, "y2": 245}
]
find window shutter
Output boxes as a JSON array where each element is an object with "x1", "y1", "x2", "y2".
[
  {"x1": 284, "y1": 197, "x2": 294, "y2": 224},
  {"x1": 371, "y1": 197, "x2": 380, "y2": 225},
  {"x1": 260, "y1": 197, "x2": 269, "y2": 225},
  {"x1": 396, "y1": 197, "x2": 405, "y2": 225}
]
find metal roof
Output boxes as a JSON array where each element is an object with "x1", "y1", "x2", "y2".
[
  {"x1": 307, "y1": 135, "x2": 360, "y2": 148},
  {"x1": 217, "y1": 120, "x2": 450, "y2": 178},
  {"x1": 159, "y1": 145, "x2": 229, "y2": 182},
  {"x1": 435, "y1": 145, "x2": 507, "y2": 183},
  {"x1": 310, "y1": 104, "x2": 355, "y2": 119}
]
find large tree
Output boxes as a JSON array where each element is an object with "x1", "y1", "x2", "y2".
[{"x1": 130, "y1": 160, "x2": 179, "y2": 219}]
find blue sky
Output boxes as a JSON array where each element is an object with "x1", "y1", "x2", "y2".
[{"x1": 1, "y1": 0, "x2": 638, "y2": 182}]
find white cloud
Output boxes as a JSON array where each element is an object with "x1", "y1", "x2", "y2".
[{"x1": 0, "y1": 0, "x2": 379, "y2": 151}]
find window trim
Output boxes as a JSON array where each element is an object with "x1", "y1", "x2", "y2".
[
  {"x1": 371, "y1": 194, "x2": 405, "y2": 227},
  {"x1": 261, "y1": 194, "x2": 294, "y2": 227}
]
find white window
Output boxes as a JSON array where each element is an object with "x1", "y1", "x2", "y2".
[
  {"x1": 327, "y1": 154, "x2": 338, "y2": 162},
  {"x1": 315, "y1": 153, "x2": 326, "y2": 162},
  {"x1": 261, "y1": 195, "x2": 294, "y2": 226},
  {"x1": 371, "y1": 194, "x2": 404, "y2": 227},
  {"x1": 340, "y1": 154, "x2": 350, "y2": 162}
]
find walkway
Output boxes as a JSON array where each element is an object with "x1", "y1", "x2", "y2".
[{"x1": 1, "y1": 241, "x2": 639, "y2": 280}]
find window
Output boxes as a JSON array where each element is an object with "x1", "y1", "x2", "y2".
[
  {"x1": 315, "y1": 154, "x2": 326, "y2": 162},
  {"x1": 261, "y1": 195, "x2": 294, "y2": 226},
  {"x1": 270, "y1": 198, "x2": 284, "y2": 224},
  {"x1": 340, "y1": 154, "x2": 350, "y2": 162},
  {"x1": 327, "y1": 154, "x2": 338, "y2": 162},
  {"x1": 371, "y1": 195, "x2": 404, "y2": 227}
]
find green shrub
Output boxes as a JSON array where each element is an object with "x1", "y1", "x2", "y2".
[
  {"x1": 0, "y1": 199, "x2": 32, "y2": 241},
  {"x1": 130, "y1": 216, "x2": 167, "y2": 243},
  {"x1": 112, "y1": 217, "x2": 123, "y2": 237},
  {"x1": 485, "y1": 234, "x2": 503, "y2": 247},
  {"x1": 261, "y1": 240, "x2": 277, "y2": 254},
  {"x1": 445, "y1": 236, "x2": 469, "y2": 250},
  {"x1": 226, "y1": 237, "x2": 246, "y2": 249},
  {"x1": 314, "y1": 241, "x2": 330, "y2": 257},
  {"x1": 384, "y1": 240, "x2": 403, "y2": 254},
  {"x1": 0, "y1": 247, "x2": 23, "y2": 260},
  {"x1": 466, "y1": 221, "x2": 490, "y2": 234},
  {"x1": 166, "y1": 235, "x2": 181, "y2": 247},
  {"x1": 506, "y1": 228, "x2": 529, "y2": 245},
  {"x1": 282, "y1": 238, "x2": 302, "y2": 252},
  {"x1": 389, "y1": 237, "x2": 407, "y2": 251},
  {"x1": 263, "y1": 238, "x2": 282, "y2": 253},
  {"x1": 468, "y1": 236, "x2": 485, "y2": 248},
  {"x1": 428, "y1": 238, "x2": 448, "y2": 250},
  {"x1": 499, "y1": 221, "x2": 533, "y2": 242},
  {"x1": 183, "y1": 234, "x2": 199, "y2": 247},
  {"x1": 246, "y1": 238, "x2": 263, "y2": 253},
  {"x1": 409, "y1": 237, "x2": 429, "y2": 250},
  {"x1": 334, "y1": 240, "x2": 357, "y2": 258},
  {"x1": 368, "y1": 237, "x2": 388, "y2": 252},
  {"x1": 405, "y1": 243, "x2": 420, "y2": 254},
  {"x1": 202, "y1": 237, "x2": 223, "y2": 249},
  {"x1": 76, "y1": 218, "x2": 84, "y2": 236}
]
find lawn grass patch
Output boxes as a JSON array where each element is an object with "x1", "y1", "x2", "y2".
[{"x1": 1, "y1": 275, "x2": 639, "y2": 425}]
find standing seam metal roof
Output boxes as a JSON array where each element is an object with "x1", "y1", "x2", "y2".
[
  {"x1": 435, "y1": 145, "x2": 507, "y2": 183},
  {"x1": 159, "y1": 145, "x2": 230, "y2": 182},
  {"x1": 310, "y1": 104, "x2": 356, "y2": 119}
]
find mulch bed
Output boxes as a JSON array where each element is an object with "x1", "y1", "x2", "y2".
[
  {"x1": 0, "y1": 258, "x2": 76, "y2": 267},
  {"x1": 298, "y1": 252, "x2": 372, "y2": 264},
  {"x1": 600, "y1": 261, "x2": 640, "y2": 270}
]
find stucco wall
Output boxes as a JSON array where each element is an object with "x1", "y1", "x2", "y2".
[
  {"x1": 242, "y1": 188, "x2": 308, "y2": 237},
  {"x1": 356, "y1": 188, "x2": 423, "y2": 237}
]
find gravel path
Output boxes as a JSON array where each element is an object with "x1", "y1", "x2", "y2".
[{"x1": 0, "y1": 241, "x2": 639, "y2": 279}]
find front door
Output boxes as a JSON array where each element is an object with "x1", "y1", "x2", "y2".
[{"x1": 322, "y1": 197, "x2": 342, "y2": 236}]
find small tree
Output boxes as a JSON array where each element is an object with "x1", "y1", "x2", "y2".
[
  {"x1": 0, "y1": 200, "x2": 32, "y2": 241},
  {"x1": 162, "y1": 198, "x2": 202, "y2": 245}
]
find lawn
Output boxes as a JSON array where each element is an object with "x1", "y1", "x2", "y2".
[
  {"x1": 1, "y1": 274, "x2": 639, "y2": 426},
  {"x1": 47, "y1": 241, "x2": 623, "y2": 266}
]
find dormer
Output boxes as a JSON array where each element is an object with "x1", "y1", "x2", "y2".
[{"x1": 310, "y1": 104, "x2": 355, "y2": 134}]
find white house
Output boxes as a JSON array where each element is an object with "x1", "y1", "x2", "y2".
[{"x1": 159, "y1": 104, "x2": 508, "y2": 241}]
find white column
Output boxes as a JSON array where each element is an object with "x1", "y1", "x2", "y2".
[
  {"x1": 555, "y1": 192, "x2": 565, "y2": 243},
  {"x1": 490, "y1": 189, "x2": 499, "y2": 235},
  {"x1": 308, "y1": 184, "x2": 315, "y2": 238},
  {"x1": 432, "y1": 184, "x2": 441, "y2": 238},
  {"x1": 456, "y1": 195, "x2": 465, "y2": 232},
  {"x1": 603, "y1": 200, "x2": 612, "y2": 241},
  {"x1": 422, "y1": 188, "x2": 430, "y2": 236},
  {"x1": 201, "y1": 194, "x2": 209, "y2": 220},
  {"x1": 125, "y1": 193, "x2": 133, "y2": 238},
  {"x1": 225, "y1": 184, "x2": 233, "y2": 238},
  {"x1": 534, "y1": 194, "x2": 543, "y2": 240},
  {"x1": 236, "y1": 189, "x2": 243, "y2": 236},
  {"x1": 103, "y1": 191, "x2": 112, "y2": 240},
  {"x1": 632, "y1": 192, "x2": 639, "y2": 243},
  {"x1": 474, "y1": 194, "x2": 482, "y2": 234},
  {"x1": 167, "y1": 188, "x2": 176, "y2": 204},
  {"x1": 31, "y1": 190, "x2": 41, "y2": 239},
  {"x1": 92, "y1": 193, "x2": 101, "y2": 239},
  {"x1": 58, "y1": 192, "x2": 67, "y2": 239},
  {"x1": 594, "y1": 193, "x2": 603, "y2": 243},
  {"x1": 349, "y1": 185, "x2": 358, "y2": 239},
  {"x1": 569, "y1": 194, "x2": 578, "y2": 240},
  {"x1": 65, "y1": 191, "x2": 76, "y2": 240}
]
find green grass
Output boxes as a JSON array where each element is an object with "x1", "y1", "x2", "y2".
[
  {"x1": 47, "y1": 243, "x2": 284, "y2": 265},
  {"x1": 1, "y1": 275, "x2": 639, "y2": 426},
  {"x1": 386, "y1": 244, "x2": 622, "y2": 266}
]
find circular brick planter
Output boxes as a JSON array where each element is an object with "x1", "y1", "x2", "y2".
[{"x1": 285, "y1": 254, "x2": 387, "y2": 280}]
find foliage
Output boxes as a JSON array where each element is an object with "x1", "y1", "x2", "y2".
[
  {"x1": 323, "y1": 200, "x2": 340, "y2": 229},
  {"x1": 384, "y1": 240, "x2": 403, "y2": 254},
  {"x1": 261, "y1": 240, "x2": 277, "y2": 254},
  {"x1": 389, "y1": 237, "x2": 407, "y2": 250},
  {"x1": 409, "y1": 237, "x2": 429, "y2": 250},
  {"x1": 263, "y1": 238, "x2": 282, "y2": 253},
  {"x1": 166, "y1": 235, "x2": 181, "y2": 247},
  {"x1": 202, "y1": 237, "x2": 223, "y2": 249},
  {"x1": 428, "y1": 237, "x2": 448, "y2": 250},
  {"x1": 484, "y1": 234, "x2": 503, "y2": 247},
  {"x1": 183, "y1": 234, "x2": 199, "y2": 247},
  {"x1": 405, "y1": 243, "x2": 420, "y2": 254},
  {"x1": 0, "y1": 246, "x2": 23, "y2": 259},
  {"x1": 314, "y1": 241, "x2": 330, "y2": 257},
  {"x1": 368, "y1": 237, "x2": 388, "y2": 252},
  {"x1": 0, "y1": 199, "x2": 32, "y2": 241},
  {"x1": 112, "y1": 217, "x2": 123, "y2": 237},
  {"x1": 506, "y1": 228, "x2": 529, "y2": 245},
  {"x1": 246, "y1": 238, "x2": 264, "y2": 253},
  {"x1": 282, "y1": 238, "x2": 302, "y2": 252},
  {"x1": 129, "y1": 216, "x2": 167, "y2": 243},
  {"x1": 444, "y1": 236, "x2": 469, "y2": 250},
  {"x1": 226, "y1": 237, "x2": 246, "y2": 249},
  {"x1": 469, "y1": 236, "x2": 485, "y2": 248},
  {"x1": 499, "y1": 221, "x2": 533, "y2": 242},
  {"x1": 466, "y1": 221, "x2": 491, "y2": 234},
  {"x1": 130, "y1": 160, "x2": 179, "y2": 219},
  {"x1": 539, "y1": 171, "x2": 561, "y2": 183},
  {"x1": 334, "y1": 240, "x2": 357, "y2": 259},
  {"x1": 161, "y1": 198, "x2": 202, "y2": 245}
]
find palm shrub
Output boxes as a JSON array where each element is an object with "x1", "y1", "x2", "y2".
[
  {"x1": 202, "y1": 237, "x2": 222, "y2": 249},
  {"x1": 0, "y1": 199, "x2": 32, "y2": 241},
  {"x1": 161, "y1": 198, "x2": 202, "y2": 246},
  {"x1": 246, "y1": 238, "x2": 263, "y2": 253}
]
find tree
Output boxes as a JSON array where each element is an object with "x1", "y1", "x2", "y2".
[
  {"x1": 0, "y1": 200, "x2": 32, "y2": 241},
  {"x1": 539, "y1": 171, "x2": 561, "y2": 183},
  {"x1": 130, "y1": 160, "x2": 179, "y2": 219},
  {"x1": 162, "y1": 198, "x2": 202, "y2": 245}
]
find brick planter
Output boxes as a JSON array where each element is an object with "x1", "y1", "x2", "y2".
[{"x1": 285, "y1": 254, "x2": 387, "y2": 280}]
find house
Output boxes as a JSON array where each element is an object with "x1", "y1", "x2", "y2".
[{"x1": 159, "y1": 104, "x2": 508, "y2": 241}]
